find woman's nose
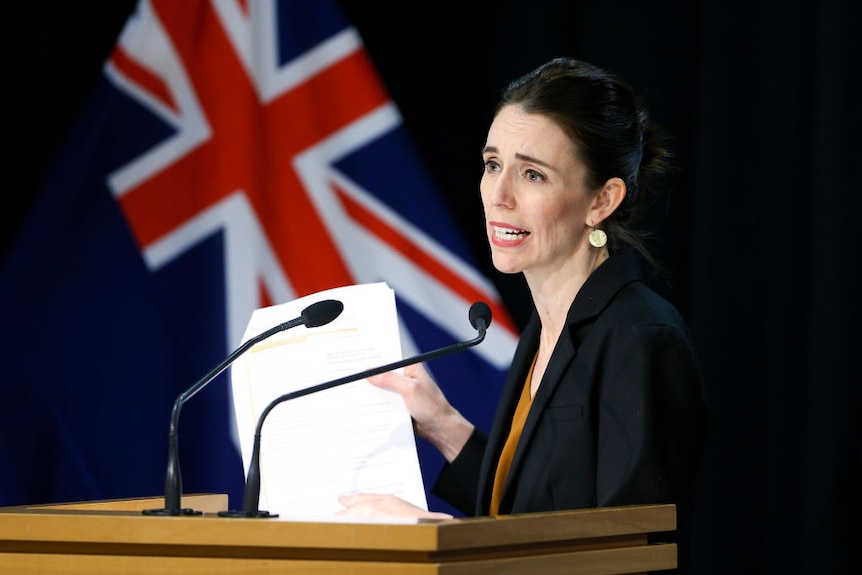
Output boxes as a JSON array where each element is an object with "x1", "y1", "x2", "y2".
[{"x1": 481, "y1": 172, "x2": 515, "y2": 208}]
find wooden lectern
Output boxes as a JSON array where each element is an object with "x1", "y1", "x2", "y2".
[{"x1": 0, "y1": 494, "x2": 677, "y2": 574}]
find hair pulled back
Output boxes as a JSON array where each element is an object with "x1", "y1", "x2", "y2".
[{"x1": 496, "y1": 57, "x2": 672, "y2": 264}]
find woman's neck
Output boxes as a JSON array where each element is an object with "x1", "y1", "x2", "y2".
[
  {"x1": 525, "y1": 247, "x2": 608, "y2": 397},
  {"x1": 528, "y1": 247, "x2": 608, "y2": 337}
]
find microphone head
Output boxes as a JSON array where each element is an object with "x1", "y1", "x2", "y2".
[
  {"x1": 468, "y1": 301, "x2": 492, "y2": 330},
  {"x1": 302, "y1": 299, "x2": 344, "y2": 328}
]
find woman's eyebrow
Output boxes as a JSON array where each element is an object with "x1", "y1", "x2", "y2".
[{"x1": 481, "y1": 146, "x2": 552, "y2": 169}]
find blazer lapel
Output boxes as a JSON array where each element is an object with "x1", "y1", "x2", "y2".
[
  {"x1": 497, "y1": 320, "x2": 579, "y2": 511},
  {"x1": 476, "y1": 316, "x2": 540, "y2": 513},
  {"x1": 494, "y1": 250, "x2": 644, "y2": 512},
  {"x1": 478, "y1": 249, "x2": 646, "y2": 514}
]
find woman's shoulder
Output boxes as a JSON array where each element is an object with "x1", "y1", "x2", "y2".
[
  {"x1": 610, "y1": 280, "x2": 690, "y2": 331},
  {"x1": 594, "y1": 251, "x2": 688, "y2": 324},
  {"x1": 566, "y1": 248, "x2": 694, "y2": 343}
]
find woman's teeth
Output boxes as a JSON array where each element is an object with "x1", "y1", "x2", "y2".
[{"x1": 493, "y1": 226, "x2": 528, "y2": 239}]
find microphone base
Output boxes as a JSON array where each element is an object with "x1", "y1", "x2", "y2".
[
  {"x1": 142, "y1": 507, "x2": 203, "y2": 516},
  {"x1": 217, "y1": 509, "x2": 279, "y2": 518}
]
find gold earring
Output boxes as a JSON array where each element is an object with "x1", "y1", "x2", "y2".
[{"x1": 589, "y1": 229, "x2": 607, "y2": 248}]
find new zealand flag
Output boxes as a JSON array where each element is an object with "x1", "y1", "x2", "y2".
[{"x1": 0, "y1": 0, "x2": 517, "y2": 515}]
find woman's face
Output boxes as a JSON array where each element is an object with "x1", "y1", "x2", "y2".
[{"x1": 480, "y1": 105, "x2": 595, "y2": 278}]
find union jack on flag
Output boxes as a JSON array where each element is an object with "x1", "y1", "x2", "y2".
[{"x1": 0, "y1": 0, "x2": 517, "y2": 514}]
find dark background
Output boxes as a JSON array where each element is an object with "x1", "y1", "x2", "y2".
[{"x1": 2, "y1": 1, "x2": 860, "y2": 573}]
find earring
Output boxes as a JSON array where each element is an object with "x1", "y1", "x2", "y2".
[{"x1": 589, "y1": 228, "x2": 607, "y2": 248}]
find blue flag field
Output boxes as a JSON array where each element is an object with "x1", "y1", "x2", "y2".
[{"x1": 0, "y1": 0, "x2": 517, "y2": 515}]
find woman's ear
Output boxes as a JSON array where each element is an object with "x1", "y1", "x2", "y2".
[{"x1": 588, "y1": 177, "x2": 626, "y2": 226}]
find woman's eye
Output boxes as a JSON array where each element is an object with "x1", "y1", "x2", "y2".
[
  {"x1": 484, "y1": 159, "x2": 501, "y2": 173},
  {"x1": 525, "y1": 169, "x2": 545, "y2": 182}
]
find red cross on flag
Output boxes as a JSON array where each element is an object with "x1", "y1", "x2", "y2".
[{"x1": 0, "y1": 0, "x2": 517, "y2": 516}]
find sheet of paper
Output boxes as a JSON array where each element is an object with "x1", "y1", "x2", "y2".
[{"x1": 230, "y1": 282, "x2": 427, "y2": 517}]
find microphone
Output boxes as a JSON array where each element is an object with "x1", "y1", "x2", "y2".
[
  {"x1": 219, "y1": 301, "x2": 492, "y2": 518},
  {"x1": 143, "y1": 298, "x2": 344, "y2": 516}
]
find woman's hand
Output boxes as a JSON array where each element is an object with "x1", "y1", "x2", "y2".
[
  {"x1": 336, "y1": 493, "x2": 453, "y2": 519},
  {"x1": 367, "y1": 363, "x2": 474, "y2": 461}
]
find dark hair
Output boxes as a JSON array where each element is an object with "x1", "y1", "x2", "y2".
[{"x1": 496, "y1": 57, "x2": 672, "y2": 266}]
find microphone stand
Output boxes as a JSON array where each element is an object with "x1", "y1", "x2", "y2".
[
  {"x1": 219, "y1": 303, "x2": 489, "y2": 518},
  {"x1": 143, "y1": 300, "x2": 343, "y2": 516}
]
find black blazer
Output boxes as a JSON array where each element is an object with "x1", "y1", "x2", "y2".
[{"x1": 433, "y1": 249, "x2": 708, "y2": 517}]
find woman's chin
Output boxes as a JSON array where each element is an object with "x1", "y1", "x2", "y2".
[{"x1": 490, "y1": 256, "x2": 524, "y2": 276}]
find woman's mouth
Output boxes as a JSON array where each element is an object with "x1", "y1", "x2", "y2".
[
  {"x1": 491, "y1": 224, "x2": 530, "y2": 246},
  {"x1": 493, "y1": 225, "x2": 529, "y2": 239}
]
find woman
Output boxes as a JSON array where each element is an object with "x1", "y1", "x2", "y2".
[{"x1": 338, "y1": 58, "x2": 707, "y2": 536}]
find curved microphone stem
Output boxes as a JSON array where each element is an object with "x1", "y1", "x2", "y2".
[
  {"x1": 143, "y1": 316, "x2": 316, "y2": 516},
  {"x1": 220, "y1": 317, "x2": 488, "y2": 518}
]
